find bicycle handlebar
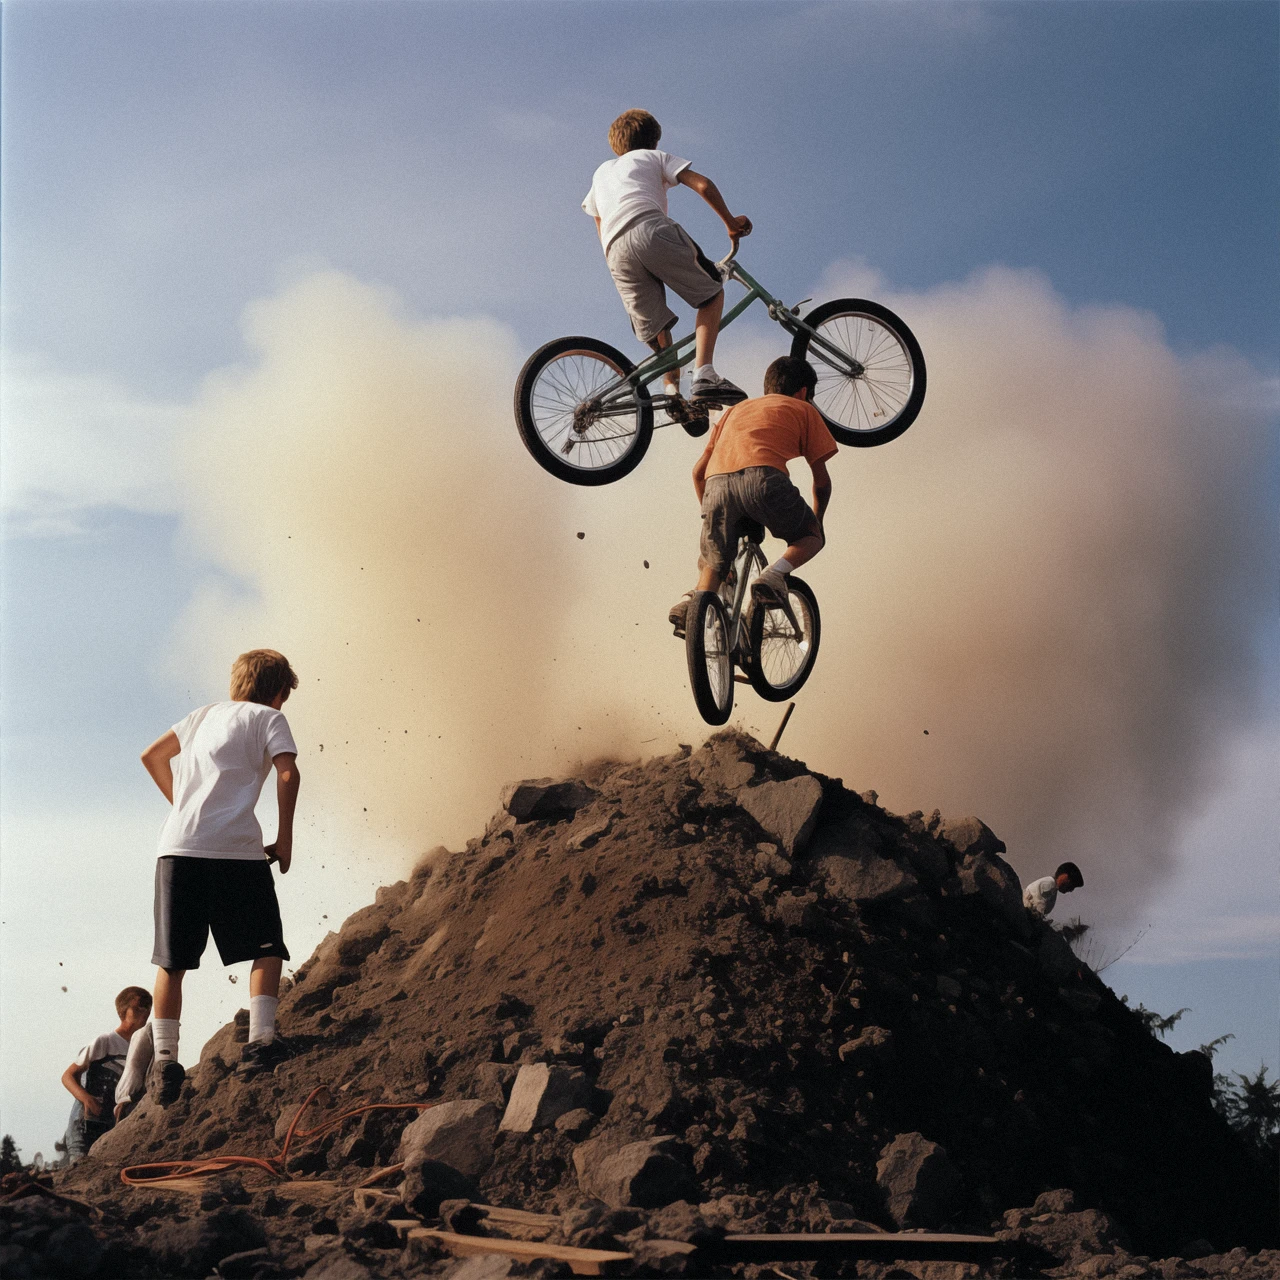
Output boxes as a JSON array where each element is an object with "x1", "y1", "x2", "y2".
[{"x1": 717, "y1": 237, "x2": 742, "y2": 275}]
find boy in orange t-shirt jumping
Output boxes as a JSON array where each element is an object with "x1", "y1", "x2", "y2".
[{"x1": 670, "y1": 355, "x2": 837, "y2": 630}]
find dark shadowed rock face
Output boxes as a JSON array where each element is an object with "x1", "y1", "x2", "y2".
[
  {"x1": 50, "y1": 730, "x2": 1278, "y2": 1275},
  {"x1": 876, "y1": 1131, "x2": 962, "y2": 1228}
]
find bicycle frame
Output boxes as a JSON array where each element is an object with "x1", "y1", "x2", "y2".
[
  {"x1": 584, "y1": 245, "x2": 867, "y2": 416},
  {"x1": 720, "y1": 537, "x2": 768, "y2": 660}
]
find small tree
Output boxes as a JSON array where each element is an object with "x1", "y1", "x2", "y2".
[
  {"x1": 0, "y1": 1134, "x2": 21, "y2": 1175},
  {"x1": 1214, "y1": 1065, "x2": 1280, "y2": 1156}
]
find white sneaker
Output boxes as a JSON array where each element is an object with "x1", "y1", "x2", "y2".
[
  {"x1": 751, "y1": 568, "x2": 788, "y2": 607},
  {"x1": 690, "y1": 371, "x2": 747, "y2": 406}
]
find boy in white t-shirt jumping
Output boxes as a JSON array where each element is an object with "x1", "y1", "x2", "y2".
[
  {"x1": 139, "y1": 649, "x2": 302, "y2": 1104},
  {"x1": 583, "y1": 108, "x2": 753, "y2": 407}
]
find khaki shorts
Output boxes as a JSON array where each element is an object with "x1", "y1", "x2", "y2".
[
  {"x1": 605, "y1": 214, "x2": 723, "y2": 345},
  {"x1": 699, "y1": 467, "x2": 822, "y2": 575}
]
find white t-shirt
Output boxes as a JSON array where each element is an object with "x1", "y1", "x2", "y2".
[
  {"x1": 156, "y1": 701, "x2": 298, "y2": 861},
  {"x1": 74, "y1": 1031, "x2": 128, "y2": 1082},
  {"x1": 1023, "y1": 876, "x2": 1059, "y2": 917},
  {"x1": 582, "y1": 149, "x2": 691, "y2": 251}
]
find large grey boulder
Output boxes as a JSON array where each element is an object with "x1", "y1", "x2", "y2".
[
  {"x1": 816, "y1": 851, "x2": 919, "y2": 905},
  {"x1": 501, "y1": 779, "x2": 598, "y2": 823},
  {"x1": 876, "y1": 1132, "x2": 962, "y2": 1228},
  {"x1": 397, "y1": 1099, "x2": 499, "y2": 1179},
  {"x1": 739, "y1": 776, "x2": 824, "y2": 856},
  {"x1": 939, "y1": 816, "x2": 1006, "y2": 861},
  {"x1": 954, "y1": 848, "x2": 1027, "y2": 933},
  {"x1": 573, "y1": 1137, "x2": 699, "y2": 1208},
  {"x1": 499, "y1": 1063, "x2": 593, "y2": 1133}
]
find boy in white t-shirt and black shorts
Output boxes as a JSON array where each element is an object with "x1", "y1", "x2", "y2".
[
  {"x1": 139, "y1": 649, "x2": 302, "y2": 1104},
  {"x1": 583, "y1": 108, "x2": 753, "y2": 407}
]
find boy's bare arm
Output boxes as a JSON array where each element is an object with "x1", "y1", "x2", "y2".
[
  {"x1": 140, "y1": 731, "x2": 181, "y2": 804},
  {"x1": 60, "y1": 1062, "x2": 99, "y2": 1115},
  {"x1": 692, "y1": 440, "x2": 717, "y2": 504},
  {"x1": 676, "y1": 170, "x2": 752, "y2": 239},
  {"x1": 811, "y1": 459, "x2": 833, "y2": 525},
  {"x1": 266, "y1": 752, "x2": 300, "y2": 874},
  {"x1": 593, "y1": 214, "x2": 603, "y2": 242}
]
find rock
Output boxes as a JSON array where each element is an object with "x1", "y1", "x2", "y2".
[
  {"x1": 1000, "y1": 1202, "x2": 1131, "y2": 1263},
  {"x1": 501, "y1": 779, "x2": 598, "y2": 823},
  {"x1": 1039, "y1": 930, "x2": 1079, "y2": 983},
  {"x1": 816, "y1": 851, "x2": 919, "y2": 905},
  {"x1": 39, "y1": 1219, "x2": 104, "y2": 1279},
  {"x1": 645, "y1": 1200, "x2": 725, "y2": 1246},
  {"x1": 1034, "y1": 1189, "x2": 1077, "y2": 1214},
  {"x1": 876, "y1": 1132, "x2": 962, "y2": 1228},
  {"x1": 753, "y1": 847, "x2": 793, "y2": 878},
  {"x1": 838, "y1": 1026, "x2": 895, "y2": 1064},
  {"x1": 554, "y1": 1108, "x2": 597, "y2": 1139},
  {"x1": 149, "y1": 1208, "x2": 267, "y2": 1277},
  {"x1": 774, "y1": 891, "x2": 819, "y2": 930},
  {"x1": 568, "y1": 813, "x2": 612, "y2": 851},
  {"x1": 445, "y1": 1258, "x2": 513, "y2": 1280},
  {"x1": 939, "y1": 816, "x2": 1006, "y2": 861},
  {"x1": 937, "y1": 975, "x2": 963, "y2": 1000},
  {"x1": 739, "y1": 776, "x2": 824, "y2": 855},
  {"x1": 573, "y1": 1137, "x2": 699, "y2": 1208},
  {"x1": 1060, "y1": 986, "x2": 1101, "y2": 1016},
  {"x1": 302, "y1": 1254, "x2": 375, "y2": 1280},
  {"x1": 689, "y1": 733, "x2": 758, "y2": 792},
  {"x1": 955, "y1": 849, "x2": 1028, "y2": 933},
  {"x1": 401, "y1": 1159, "x2": 475, "y2": 1219},
  {"x1": 499, "y1": 1063, "x2": 593, "y2": 1133},
  {"x1": 398, "y1": 1100, "x2": 498, "y2": 1179},
  {"x1": 473, "y1": 1063, "x2": 518, "y2": 1108},
  {"x1": 629, "y1": 1238, "x2": 698, "y2": 1274}
]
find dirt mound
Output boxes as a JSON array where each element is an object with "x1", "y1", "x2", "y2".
[{"x1": 48, "y1": 732, "x2": 1277, "y2": 1277}]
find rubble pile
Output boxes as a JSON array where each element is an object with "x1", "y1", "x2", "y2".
[{"x1": 37, "y1": 732, "x2": 1276, "y2": 1277}]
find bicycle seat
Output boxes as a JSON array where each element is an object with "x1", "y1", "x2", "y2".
[{"x1": 739, "y1": 518, "x2": 765, "y2": 545}]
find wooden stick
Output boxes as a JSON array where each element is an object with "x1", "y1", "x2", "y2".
[{"x1": 769, "y1": 702, "x2": 796, "y2": 752}]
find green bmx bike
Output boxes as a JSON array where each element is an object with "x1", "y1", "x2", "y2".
[{"x1": 514, "y1": 241, "x2": 926, "y2": 485}]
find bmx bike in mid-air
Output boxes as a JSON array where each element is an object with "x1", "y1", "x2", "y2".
[
  {"x1": 673, "y1": 521, "x2": 820, "y2": 726},
  {"x1": 513, "y1": 240, "x2": 927, "y2": 485}
]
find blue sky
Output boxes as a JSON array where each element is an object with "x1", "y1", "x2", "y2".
[{"x1": 2, "y1": 0, "x2": 1276, "y2": 1159}]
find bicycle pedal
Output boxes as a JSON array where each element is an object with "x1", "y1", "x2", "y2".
[{"x1": 672, "y1": 624, "x2": 686, "y2": 640}]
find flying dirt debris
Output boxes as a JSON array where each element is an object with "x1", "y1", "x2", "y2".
[{"x1": 25, "y1": 733, "x2": 1279, "y2": 1277}]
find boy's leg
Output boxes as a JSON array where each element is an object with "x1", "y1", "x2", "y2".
[
  {"x1": 65, "y1": 1101, "x2": 88, "y2": 1165},
  {"x1": 694, "y1": 290, "x2": 725, "y2": 372},
  {"x1": 648, "y1": 327, "x2": 682, "y2": 397},
  {"x1": 248, "y1": 956, "x2": 282, "y2": 1046}
]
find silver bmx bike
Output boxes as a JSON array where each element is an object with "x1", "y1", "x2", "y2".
[{"x1": 514, "y1": 240, "x2": 926, "y2": 485}]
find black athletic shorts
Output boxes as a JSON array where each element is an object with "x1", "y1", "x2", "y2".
[{"x1": 152, "y1": 856, "x2": 290, "y2": 970}]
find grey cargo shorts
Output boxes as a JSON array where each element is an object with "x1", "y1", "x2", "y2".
[
  {"x1": 699, "y1": 467, "x2": 822, "y2": 575},
  {"x1": 605, "y1": 214, "x2": 723, "y2": 345}
]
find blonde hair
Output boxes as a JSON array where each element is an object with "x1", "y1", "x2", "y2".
[
  {"x1": 609, "y1": 109, "x2": 661, "y2": 155},
  {"x1": 115, "y1": 986, "x2": 152, "y2": 1018},
  {"x1": 230, "y1": 649, "x2": 299, "y2": 706}
]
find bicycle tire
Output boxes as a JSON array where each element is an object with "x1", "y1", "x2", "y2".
[
  {"x1": 747, "y1": 576, "x2": 821, "y2": 702},
  {"x1": 790, "y1": 298, "x2": 926, "y2": 447},
  {"x1": 686, "y1": 590, "x2": 735, "y2": 725},
  {"x1": 514, "y1": 336, "x2": 654, "y2": 485}
]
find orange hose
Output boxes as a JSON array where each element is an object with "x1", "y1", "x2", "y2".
[{"x1": 120, "y1": 1087, "x2": 432, "y2": 1188}]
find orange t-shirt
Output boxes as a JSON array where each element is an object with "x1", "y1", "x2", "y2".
[{"x1": 704, "y1": 395, "x2": 838, "y2": 478}]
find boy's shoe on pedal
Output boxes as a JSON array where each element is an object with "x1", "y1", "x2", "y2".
[
  {"x1": 147, "y1": 1060, "x2": 186, "y2": 1108},
  {"x1": 691, "y1": 371, "x2": 747, "y2": 406},
  {"x1": 665, "y1": 394, "x2": 711, "y2": 438},
  {"x1": 751, "y1": 568, "x2": 789, "y2": 608},
  {"x1": 669, "y1": 593, "x2": 693, "y2": 636},
  {"x1": 236, "y1": 1035, "x2": 294, "y2": 1080}
]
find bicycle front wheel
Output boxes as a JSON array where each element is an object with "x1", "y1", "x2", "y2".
[
  {"x1": 514, "y1": 336, "x2": 653, "y2": 485},
  {"x1": 790, "y1": 299, "x2": 925, "y2": 447},
  {"x1": 747, "y1": 576, "x2": 821, "y2": 702},
  {"x1": 686, "y1": 591, "x2": 735, "y2": 725}
]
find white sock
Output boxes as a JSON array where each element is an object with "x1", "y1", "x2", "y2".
[
  {"x1": 249, "y1": 995, "x2": 278, "y2": 1045},
  {"x1": 768, "y1": 558, "x2": 795, "y2": 577},
  {"x1": 694, "y1": 364, "x2": 717, "y2": 382},
  {"x1": 153, "y1": 1018, "x2": 180, "y2": 1063}
]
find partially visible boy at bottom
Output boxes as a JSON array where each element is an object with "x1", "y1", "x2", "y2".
[
  {"x1": 671, "y1": 356, "x2": 837, "y2": 629},
  {"x1": 60, "y1": 986, "x2": 151, "y2": 1161},
  {"x1": 139, "y1": 649, "x2": 302, "y2": 1106}
]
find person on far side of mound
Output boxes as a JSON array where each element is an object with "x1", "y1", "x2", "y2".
[
  {"x1": 138, "y1": 649, "x2": 302, "y2": 1107},
  {"x1": 583, "y1": 107, "x2": 752, "y2": 407},
  {"x1": 1023, "y1": 862, "x2": 1085, "y2": 918},
  {"x1": 60, "y1": 985, "x2": 151, "y2": 1162},
  {"x1": 670, "y1": 354, "x2": 836, "y2": 630}
]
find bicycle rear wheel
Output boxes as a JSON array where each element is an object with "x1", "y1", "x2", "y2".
[
  {"x1": 514, "y1": 336, "x2": 654, "y2": 485},
  {"x1": 790, "y1": 299, "x2": 925, "y2": 447},
  {"x1": 686, "y1": 591, "x2": 735, "y2": 725},
  {"x1": 747, "y1": 576, "x2": 820, "y2": 702}
]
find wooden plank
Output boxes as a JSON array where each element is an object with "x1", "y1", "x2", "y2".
[
  {"x1": 352, "y1": 1188, "x2": 402, "y2": 1211},
  {"x1": 472, "y1": 1203, "x2": 562, "y2": 1228},
  {"x1": 706, "y1": 1231, "x2": 1001, "y2": 1264},
  {"x1": 407, "y1": 1228, "x2": 634, "y2": 1277}
]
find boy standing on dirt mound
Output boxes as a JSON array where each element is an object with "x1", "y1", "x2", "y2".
[
  {"x1": 671, "y1": 355, "x2": 837, "y2": 629},
  {"x1": 139, "y1": 649, "x2": 301, "y2": 1105},
  {"x1": 583, "y1": 108, "x2": 752, "y2": 406}
]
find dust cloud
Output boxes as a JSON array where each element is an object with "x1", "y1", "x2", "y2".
[{"x1": 173, "y1": 265, "x2": 1273, "y2": 928}]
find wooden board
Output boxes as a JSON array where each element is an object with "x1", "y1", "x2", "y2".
[
  {"x1": 352, "y1": 1188, "x2": 401, "y2": 1211},
  {"x1": 406, "y1": 1228, "x2": 634, "y2": 1277}
]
